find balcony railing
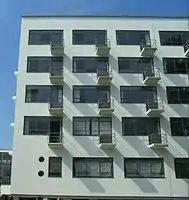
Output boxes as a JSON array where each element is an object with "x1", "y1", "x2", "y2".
[
  {"x1": 50, "y1": 38, "x2": 64, "y2": 55},
  {"x1": 97, "y1": 98, "x2": 114, "y2": 116},
  {"x1": 140, "y1": 39, "x2": 157, "y2": 57},
  {"x1": 183, "y1": 41, "x2": 189, "y2": 56},
  {"x1": 95, "y1": 39, "x2": 111, "y2": 56},
  {"x1": 48, "y1": 132, "x2": 63, "y2": 147},
  {"x1": 143, "y1": 68, "x2": 161, "y2": 86},
  {"x1": 99, "y1": 132, "x2": 116, "y2": 148},
  {"x1": 148, "y1": 133, "x2": 168, "y2": 148},
  {"x1": 96, "y1": 68, "x2": 112, "y2": 85},
  {"x1": 146, "y1": 98, "x2": 164, "y2": 117}
]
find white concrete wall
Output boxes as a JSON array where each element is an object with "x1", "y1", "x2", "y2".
[{"x1": 11, "y1": 17, "x2": 189, "y2": 198}]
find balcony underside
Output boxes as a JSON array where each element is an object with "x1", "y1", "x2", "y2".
[
  {"x1": 48, "y1": 142, "x2": 63, "y2": 148},
  {"x1": 98, "y1": 108, "x2": 114, "y2": 116},
  {"x1": 50, "y1": 76, "x2": 64, "y2": 84},
  {"x1": 143, "y1": 76, "x2": 161, "y2": 86},
  {"x1": 140, "y1": 47, "x2": 157, "y2": 57},
  {"x1": 99, "y1": 143, "x2": 116, "y2": 149},
  {"x1": 96, "y1": 46, "x2": 110, "y2": 56},
  {"x1": 184, "y1": 49, "x2": 189, "y2": 57},
  {"x1": 51, "y1": 45, "x2": 64, "y2": 55},
  {"x1": 148, "y1": 143, "x2": 168, "y2": 148},
  {"x1": 97, "y1": 76, "x2": 112, "y2": 85},
  {"x1": 146, "y1": 108, "x2": 164, "y2": 117},
  {"x1": 49, "y1": 108, "x2": 64, "y2": 116}
]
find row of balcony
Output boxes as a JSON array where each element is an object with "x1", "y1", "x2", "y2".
[
  {"x1": 49, "y1": 67, "x2": 161, "y2": 86},
  {"x1": 48, "y1": 98, "x2": 164, "y2": 117},
  {"x1": 48, "y1": 131, "x2": 168, "y2": 150},
  {"x1": 50, "y1": 38, "x2": 189, "y2": 57}
]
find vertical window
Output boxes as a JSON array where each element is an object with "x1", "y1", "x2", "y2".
[
  {"x1": 116, "y1": 30, "x2": 150, "y2": 45},
  {"x1": 48, "y1": 157, "x2": 62, "y2": 177},
  {"x1": 73, "y1": 30, "x2": 107, "y2": 45},
  {"x1": 167, "y1": 87, "x2": 189, "y2": 104},
  {"x1": 124, "y1": 158, "x2": 165, "y2": 178},
  {"x1": 174, "y1": 158, "x2": 189, "y2": 178},
  {"x1": 73, "y1": 117, "x2": 112, "y2": 136},
  {"x1": 29, "y1": 30, "x2": 63, "y2": 45},
  {"x1": 170, "y1": 118, "x2": 189, "y2": 136},
  {"x1": 73, "y1": 157, "x2": 113, "y2": 178},
  {"x1": 120, "y1": 86, "x2": 157, "y2": 103},
  {"x1": 122, "y1": 117, "x2": 160, "y2": 136}
]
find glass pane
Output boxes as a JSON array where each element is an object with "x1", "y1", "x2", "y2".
[
  {"x1": 91, "y1": 118, "x2": 99, "y2": 135},
  {"x1": 101, "y1": 162, "x2": 112, "y2": 177},
  {"x1": 87, "y1": 162, "x2": 100, "y2": 177},
  {"x1": 74, "y1": 161, "x2": 86, "y2": 177}
]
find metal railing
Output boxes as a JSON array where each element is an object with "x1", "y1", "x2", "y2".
[
  {"x1": 146, "y1": 98, "x2": 164, "y2": 111},
  {"x1": 98, "y1": 98, "x2": 114, "y2": 109},
  {"x1": 99, "y1": 132, "x2": 116, "y2": 144},
  {"x1": 143, "y1": 68, "x2": 160, "y2": 80},
  {"x1": 149, "y1": 133, "x2": 168, "y2": 146},
  {"x1": 49, "y1": 101, "x2": 63, "y2": 109},
  {"x1": 140, "y1": 39, "x2": 157, "y2": 51},
  {"x1": 50, "y1": 38, "x2": 64, "y2": 46},
  {"x1": 48, "y1": 132, "x2": 63, "y2": 144},
  {"x1": 49, "y1": 66, "x2": 63, "y2": 77},
  {"x1": 97, "y1": 68, "x2": 112, "y2": 77},
  {"x1": 95, "y1": 38, "x2": 111, "y2": 48},
  {"x1": 183, "y1": 40, "x2": 189, "y2": 53}
]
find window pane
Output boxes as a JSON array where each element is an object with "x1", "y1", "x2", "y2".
[
  {"x1": 175, "y1": 158, "x2": 189, "y2": 178},
  {"x1": 49, "y1": 157, "x2": 62, "y2": 177},
  {"x1": 87, "y1": 162, "x2": 100, "y2": 177},
  {"x1": 171, "y1": 118, "x2": 189, "y2": 136},
  {"x1": 73, "y1": 118, "x2": 90, "y2": 135},
  {"x1": 91, "y1": 118, "x2": 99, "y2": 135}
]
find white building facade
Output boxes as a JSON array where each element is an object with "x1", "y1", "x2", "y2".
[{"x1": 11, "y1": 16, "x2": 189, "y2": 200}]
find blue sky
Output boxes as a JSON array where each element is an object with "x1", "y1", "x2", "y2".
[{"x1": 0, "y1": 0, "x2": 188, "y2": 149}]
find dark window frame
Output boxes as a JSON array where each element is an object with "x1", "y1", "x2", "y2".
[
  {"x1": 124, "y1": 158, "x2": 165, "y2": 178},
  {"x1": 48, "y1": 157, "x2": 62, "y2": 178},
  {"x1": 118, "y1": 57, "x2": 154, "y2": 73},
  {"x1": 116, "y1": 30, "x2": 150, "y2": 45},
  {"x1": 122, "y1": 117, "x2": 160, "y2": 136},
  {"x1": 72, "y1": 30, "x2": 107, "y2": 45},
  {"x1": 72, "y1": 56, "x2": 109, "y2": 73},
  {"x1": 73, "y1": 85, "x2": 110, "y2": 103},
  {"x1": 167, "y1": 87, "x2": 189, "y2": 104},
  {"x1": 73, "y1": 157, "x2": 114, "y2": 178},
  {"x1": 170, "y1": 117, "x2": 189, "y2": 136},
  {"x1": 120, "y1": 86, "x2": 157, "y2": 104},
  {"x1": 174, "y1": 158, "x2": 189, "y2": 179},
  {"x1": 73, "y1": 117, "x2": 112, "y2": 136},
  {"x1": 23, "y1": 116, "x2": 62, "y2": 135},
  {"x1": 28, "y1": 30, "x2": 63, "y2": 45}
]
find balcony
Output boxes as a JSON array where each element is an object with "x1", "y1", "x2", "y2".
[
  {"x1": 143, "y1": 68, "x2": 161, "y2": 86},
  {"x1": 183, "y1": 41, "x2": 189, "y2": 57},
  {"x1": 146, "y1": 98, "x2": 164, "y2": 117},
  {"x1": 99, "y1": 132, "x2": 116, "y2": 149},
  {"x1": 96, "y1": 68, "x2": 112, "y2": 85},
  {"x1": 97, "y1": 98, "x2": 114, "y2": 116},
  {"x1": 49, "y1": 66, "x2": 64, "y2": 84},
  {"x1": 140, "y1": 39, "x2": 157, "y2": 57},
  {"x1": 48, "y1": 101, "x2": 64, "y2": 115},
  {"x1": 50, "y1": 39, "x2": 64, "y2": 55},
  {"x1": 148, "y1": 133, "x2": 168, "y2": 148},
  {"x1": 48, "y1": 132, "x2": 63, "y2": 148},
  {"x1": 95, "y1": 39, "x2": 111, "y2": 56}
]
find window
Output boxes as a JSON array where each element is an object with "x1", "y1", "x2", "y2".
[
  {"x1": 120, "y1": 86, "x2": 157, "y2": 103},
  {"x1": 73, "y1": 30, "x2": 107, "y2": 45},
  {"x1": 118, "y1": 57, "x2": 153, "y2": 73},
  {"x1": 0, "y1": 153, "x2": 11, "y2": 185},
  {"x1": 73, "y1": 157, "x2": 113, "y2": 178},
  {"x1": 163, "y1": 58, "x2": 189, "y2": 74},
  {"x1": 116, "y1": 30, "x2": 150, "y2": 45},
  {"x1": 73, "y1": 57, "x2": 108, "y2": 73},
  {"x1": 175, "y1": 158, "x2": 189, "y2": 178},
  {"x1": 122, "y1": 117, "x2": 160, "y2": 136},
  {"x1": 25, "y1": 85, "x2": 63, "y2": 103},
  {"x1": 124, "y1": 158, "x2": 165, "y2": 178},
  {"x1": 28, "y1": 30, "x2": 63, "y2": 45},
  {"x1": 170, "y1": 118, "x2": 189, "y2": 136},
  {"x1": 48, "y1": 157, "x2": 62, "y2": 177},
  {"x1": 73, "y1": 117, "x2": 112, "y2": 136},
  {"x1": 167, "y1": 87, "x2": 189, "y2": 104},
  {"x1": 73, "y1": 86, "x2": 110, "y2": 103},
  {"x1": 27, "y1": 57, "x2": 63, "y2": 73},
  {"x1": 159, "y1": 31, "x2": 189, "y2": 46},
  {"x1": 23, "y1": 117, "x2": 62, "y2": 135}
]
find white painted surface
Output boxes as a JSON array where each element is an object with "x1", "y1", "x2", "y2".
[{"x1": 11, "y1": 16, "x2": 189, "y2": 198}]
